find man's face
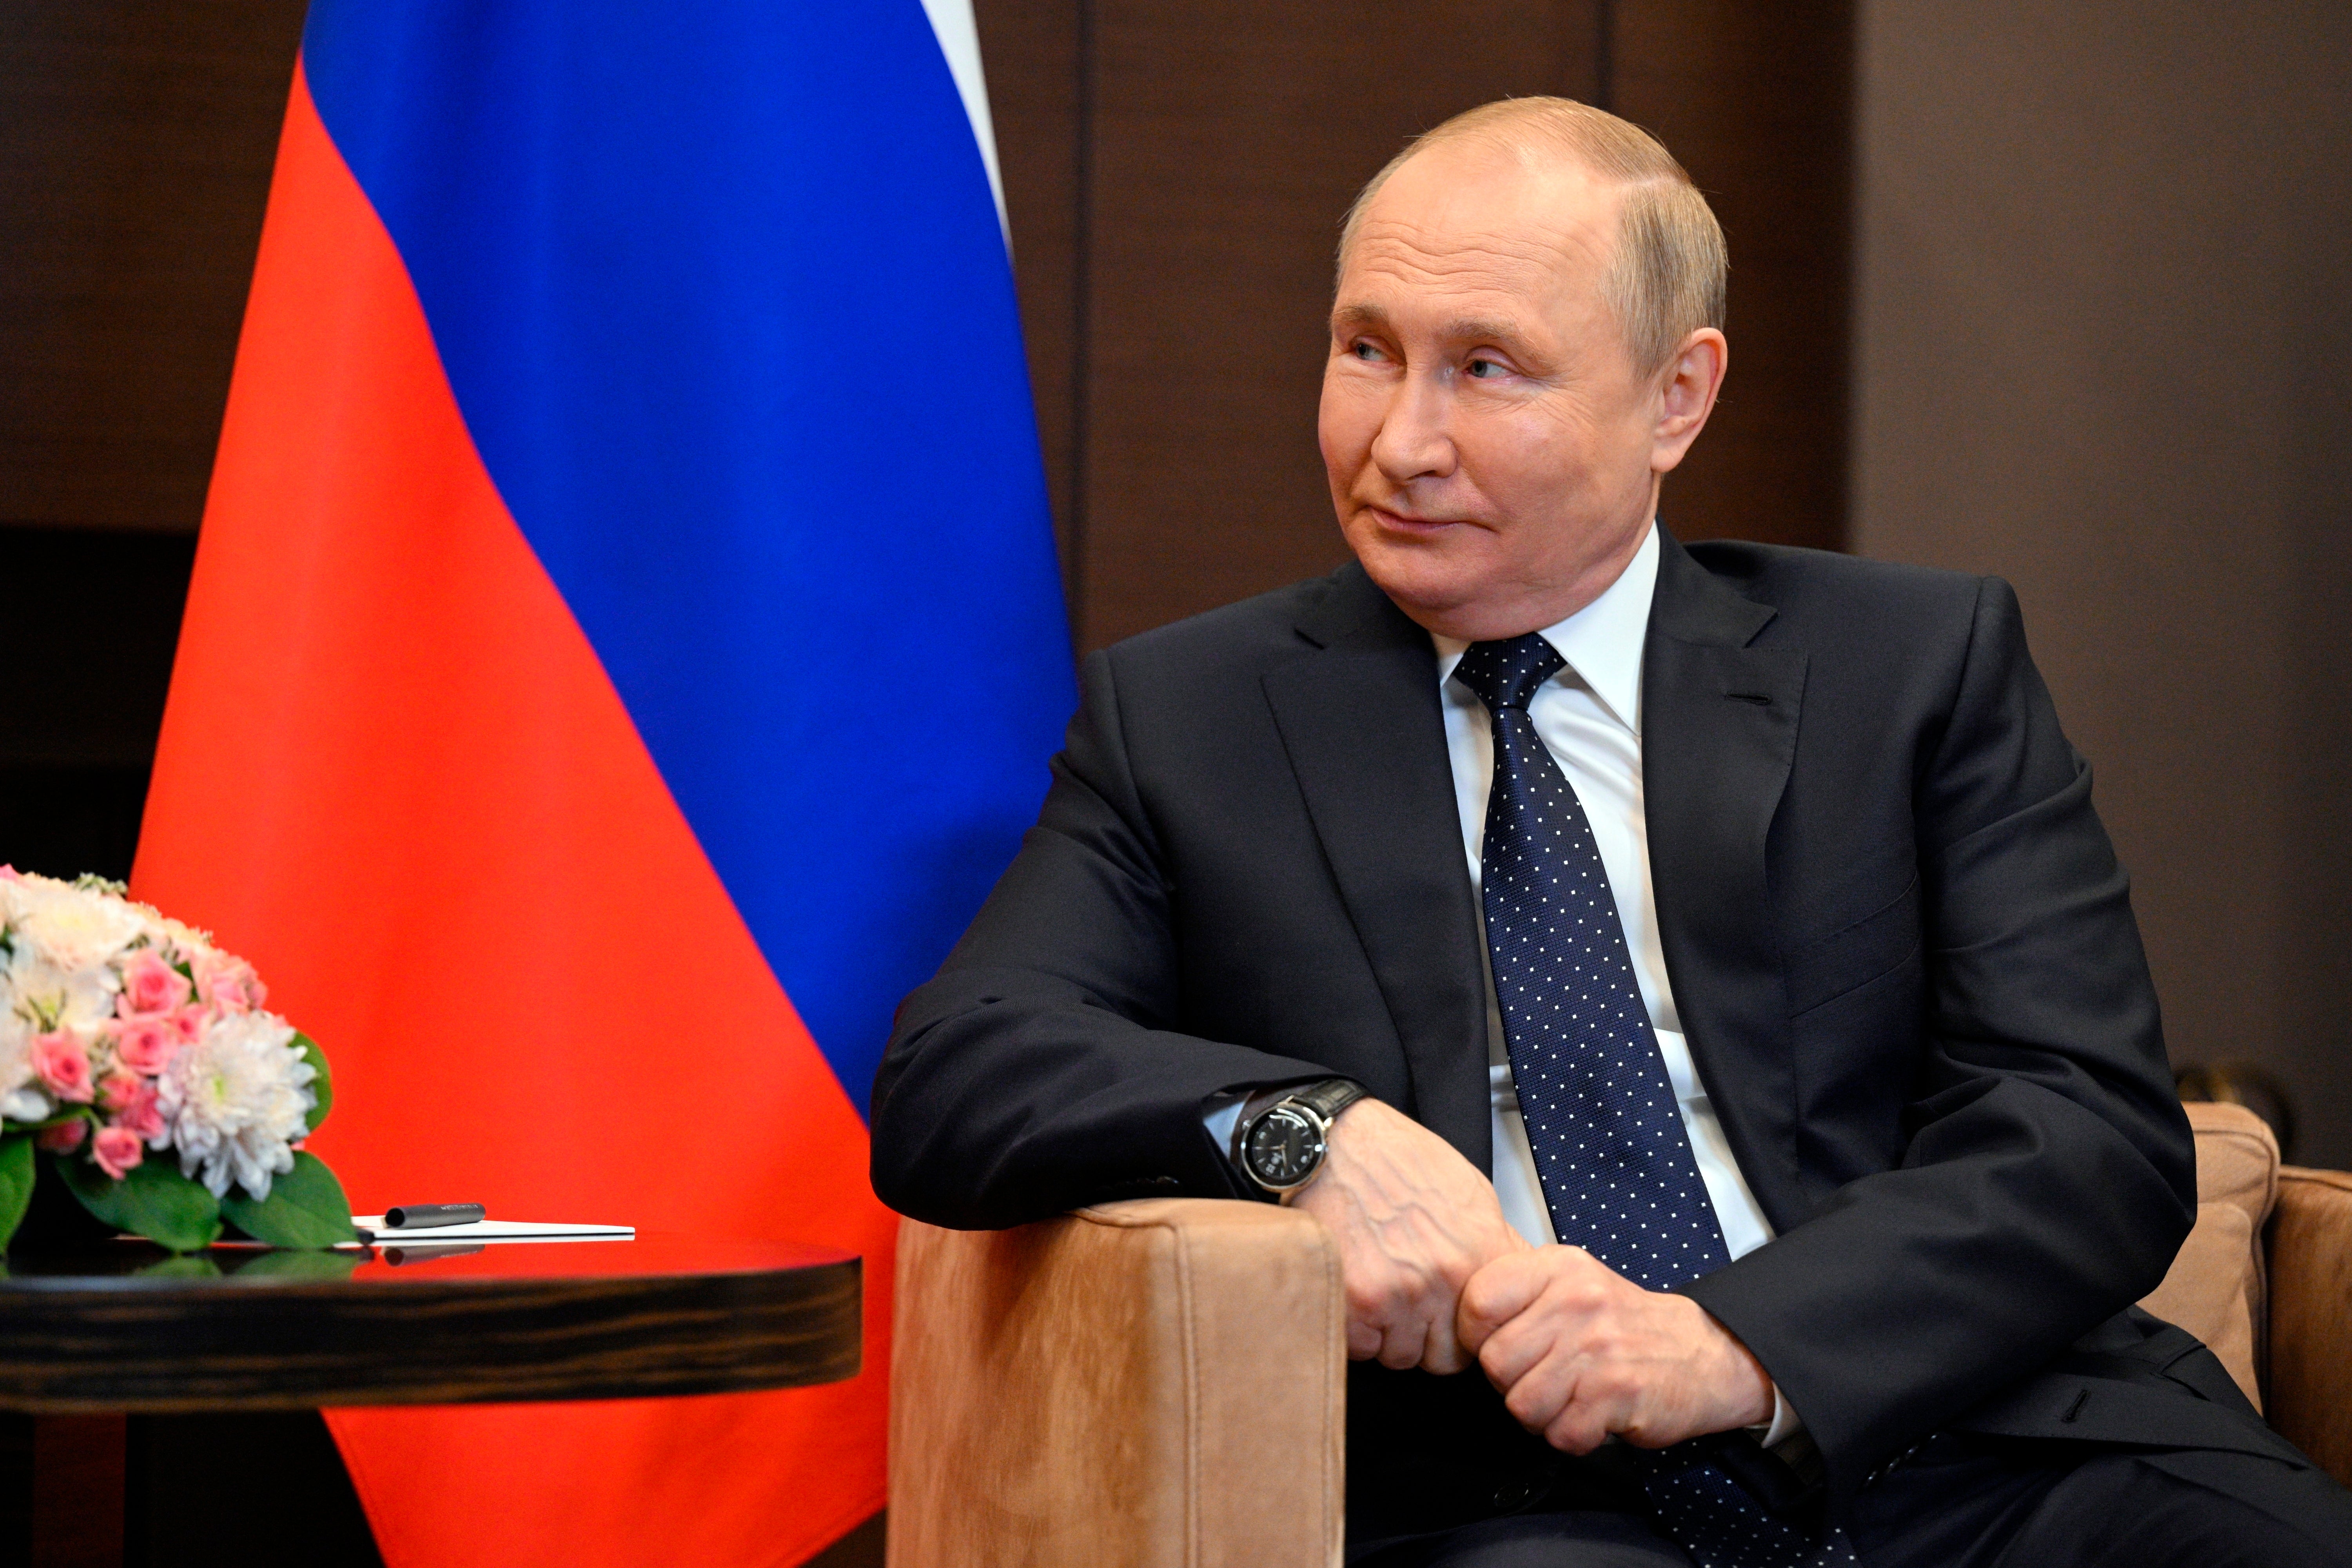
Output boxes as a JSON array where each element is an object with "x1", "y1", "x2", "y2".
[{"x1": 1319, "y1": 145, "x2": 1694, "y2": 641}]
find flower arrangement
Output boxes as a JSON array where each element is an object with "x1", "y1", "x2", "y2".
[{"x1": 0, "y1": 867, "x2": 353, "y2": 1252}]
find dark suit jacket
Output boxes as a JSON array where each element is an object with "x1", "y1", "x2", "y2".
[{"x1": 872, "y1": 531, "x2": 2305, "y2": 1536}]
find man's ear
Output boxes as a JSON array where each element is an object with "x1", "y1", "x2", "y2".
[{"x1": 1650, "y1": 328, "x2": 1728, "y2": 476}]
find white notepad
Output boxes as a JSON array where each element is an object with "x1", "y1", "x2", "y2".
[{"x1": 352, "y1": 1216, "x2": 635, "y2": 1243}]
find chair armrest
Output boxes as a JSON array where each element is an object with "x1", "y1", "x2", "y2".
[
  {"x1": 889, "y1": 1198, "x2": 1344, "y2": 1568},
  {"x1": 2264, "y1": 1166, "x2": 2352, "y2": 1487}
]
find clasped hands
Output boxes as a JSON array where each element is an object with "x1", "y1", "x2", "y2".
[{"x1": 1288, "y1": 1098, "x2": 1773, "y2": 1453}]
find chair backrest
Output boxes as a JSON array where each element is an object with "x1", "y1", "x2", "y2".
[{"x1": 2137, "y1": 1100, "x2": 2278, "y2": 1407}]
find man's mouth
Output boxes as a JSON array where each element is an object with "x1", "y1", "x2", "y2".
[{"x1": 1365, "y1": 504, "x2": 1473, "y2": 536}]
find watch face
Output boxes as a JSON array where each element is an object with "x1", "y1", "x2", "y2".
[{"x1": 1245, "y1": 1106, "x2": 1324, "y2": 1189}]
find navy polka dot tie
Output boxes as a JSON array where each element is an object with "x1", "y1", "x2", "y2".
[{"x1": 1455, "y1": 634, "x2": 1853, "y2": 1568}]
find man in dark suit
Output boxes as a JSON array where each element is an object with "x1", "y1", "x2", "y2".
[{"x1": 871, "y1": 97, "x2": 2352, "y2": 1564}]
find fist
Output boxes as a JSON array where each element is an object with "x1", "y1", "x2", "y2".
[
  {"x1": 1457, "y1": 1245, "x2": 1773, "y2": 1452},
  {"x1": 1287, "y1": 1098, "x2": 1529, "y2": 1374}
]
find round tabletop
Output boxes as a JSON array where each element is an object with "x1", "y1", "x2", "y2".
[{"x1": 0, "y1": 1235, "x2": 861, "y2": 1414}]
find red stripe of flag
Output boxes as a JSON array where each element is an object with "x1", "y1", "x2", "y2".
[{"x1": 133, "y1": 64, "x2": 894, "y2": 1568}]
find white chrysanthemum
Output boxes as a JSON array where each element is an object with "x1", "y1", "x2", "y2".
[
  {"x1": 2, "y1": 940, "x2": 118, "y2": 1034},
  {"x1": 0, "y1": 1011, "x2": 44, "y2": 1123},
  {"x1": 155, "y1": 915, "x2": 212, "y2": 956},
  {"x1": 6, "y1": 875, "x2": 145, "y2": 972},
  {"x1": 157, "y1": 1011, "x2": 316, "y2": 1200}
]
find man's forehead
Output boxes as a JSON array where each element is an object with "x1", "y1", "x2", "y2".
[
  {"x1": 1339, "y1": 225, "x2": 1573, "y2": 308},
  {"x1": 1338, "y1": 147, "x2": 1620, "y2": 318}
]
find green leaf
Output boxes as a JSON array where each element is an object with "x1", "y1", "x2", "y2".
[
  {"x1": 136, "y1": 1254, "x2": 222, "y2": 1279},
  {"x1": 0, "y1": 1136, "x2": 33, "y2": 1251},
  {"x1": 230, "y1": 1247, "x2": 360, "y2": 1281},
  {"x1": 57, "y1": 1153, "x2": 222, "y2": 1252},
  {"x1": 296, "y1": 1033, "x2": 333, "y2": 1132},
  {"x1": 220, "y1": 1152, "x2": 355, "y2": 1248}
]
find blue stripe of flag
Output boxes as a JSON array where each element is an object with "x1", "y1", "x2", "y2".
[{"x1": 301, "y1": 0, "x2": 1074, "y2": 1114}]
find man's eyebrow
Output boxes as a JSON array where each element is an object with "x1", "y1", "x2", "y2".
[
  {"x1": 1328, "y1": 303, "x2": 1530, "y2": 347},
  {"x1": 1441, "y1": 317, "x2": 1528, "y2": 347}
]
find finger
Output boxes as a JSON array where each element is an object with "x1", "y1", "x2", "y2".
[
  {"x1": 1418, "y1": 1308, "x2": 1470, "y2": 1375},
  {"x1": 1500, "y1": 1344, "x2": 1580, "y2": 1436},
  {"x1": 1457, "y1": 1250, "x2": 1548, "y2": 1348},
  {"x1": 1376, "y1": 1321, "x2": 1427, "y2": 1370},
  {"x1": 1542, "y1": 1357, "x2": 1641, "y2": 1455},
  {"x1": 1343, "y1": 1258, "x2": 1408, "y2": 1362},
  {"x1": 1475, "y1": 1308, "x2": 1553, "y2": 1393},
  {"x1": 1543, "y1": 1397, "x2": 1612, "y2": 1456}
]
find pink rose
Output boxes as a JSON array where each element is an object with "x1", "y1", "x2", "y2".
[
  {"x1": 30, "y1": 1032, "x2": 94, "y2": 1103},
  {"x1": 115, "y1": 949, "x2": 192, "y2": 1018},
  {"x1": 194, "y1": 952, "x2": 266, "y2": 1014},
  {"x1": 92, "y1": 1126, "x2": 144, "y2": 1180},
  {"x1": 111, "y1": 1016, "x2": 183, "y2": 1075},
  {"x1": 110, "y1": 1080, "x2": 165, "y2": 1141},
  {"x1": 34, "y1": 1120, "x2": 86, "y2": 1154},
  {"x1": 165, "y1": 1004, "x2": 206, "y2": 1043}
]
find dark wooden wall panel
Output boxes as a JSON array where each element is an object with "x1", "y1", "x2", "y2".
[
  {"x1": 1613, "y1": 0, "x2": 1854, "y2": 550},
  {"x1": 969, "y1": 1, "x2": 1087, "y2": 604},
  {"x1": 0, "y1": 1, "x2": 304, "y2": 886},
  {"x1": 0, "y1": 0, "x2": 308, "y2": 534}
]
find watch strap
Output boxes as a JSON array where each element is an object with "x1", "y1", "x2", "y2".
[{"x1": 1287, "y1": 1077, "x2": 1368, "y2": 1126}]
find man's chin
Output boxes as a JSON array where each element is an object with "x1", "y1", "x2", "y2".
[{"x1": 1349, "y1": 539, "x2": 1489, "y2": 630}]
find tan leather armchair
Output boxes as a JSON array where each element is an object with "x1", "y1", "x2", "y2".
[{"x1": 888, "y1": 1103, "x2": 2352, "y2": 1567}]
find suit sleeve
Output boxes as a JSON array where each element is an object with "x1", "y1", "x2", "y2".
[
  {"x1": 870, "y1": 646, "x2": 1339, "y2": 1229},
  {"x1": 1682, "y1": 575, "x2": 2197, "y2": 1504}
]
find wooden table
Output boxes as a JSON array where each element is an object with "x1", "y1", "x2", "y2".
[{"x1": 0, "y1": 1235, "x2": 863, "y2": 1566}]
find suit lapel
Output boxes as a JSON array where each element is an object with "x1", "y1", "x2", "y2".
[
  {"x1": 1261, "y1": 567, "x2": 1493, "y2": 1169},
  {"x1": 1643, "y1": 531, "x2": 1811, "y2": 1223}
]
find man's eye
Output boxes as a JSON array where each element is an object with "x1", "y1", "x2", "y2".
[
  {"x1": 1350, "y1": 341, "x2": 1383, "y2": 361},
  {"x1": 1466, "y1": 358, "x2": 1504, "y2": 379}
]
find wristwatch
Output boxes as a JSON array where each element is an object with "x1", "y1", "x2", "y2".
[{"x1": 1236, "y1": 1078, "x2": 1368, "y2": 1196}]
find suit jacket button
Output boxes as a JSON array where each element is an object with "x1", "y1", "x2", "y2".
[{"x1": 1491, "y1": 1479, "x2": 1532, "y2": 1510}]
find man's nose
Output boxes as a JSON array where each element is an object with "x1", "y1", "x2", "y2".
[{"x1": 1368, "y1": 371, "x2": 1457, "y2": 483}]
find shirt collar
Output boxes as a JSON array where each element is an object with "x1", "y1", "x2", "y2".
[{"x1": 1430, "y1": 521, "x2": 1659, "y2": 735}]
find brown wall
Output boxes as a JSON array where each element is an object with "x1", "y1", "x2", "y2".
[
  {"x1": 975, "y1": 0, "x2": 1854, "y2": 653},
  {"x1": 1853, "y1": 0, "x2": 2352, "y2": 1164},
  {"x1": 0, "y1": 0, "x2": 305, "y2": 885},
  {"x1": 0, "y1": 0, "x2": 306, "y2": 535}
]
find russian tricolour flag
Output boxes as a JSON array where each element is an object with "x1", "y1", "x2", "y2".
[{"x1": 132, "y1": 4, "x2": 1071, "y2": 1564}]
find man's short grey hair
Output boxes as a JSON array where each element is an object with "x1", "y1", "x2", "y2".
[{"x1": 1337, "y1": 97, "x2": 1728, "y2": 378}]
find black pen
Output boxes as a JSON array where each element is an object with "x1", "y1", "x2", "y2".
[{"x1": 382, "y1": 1202, "x2": 487, "y2": 1230}]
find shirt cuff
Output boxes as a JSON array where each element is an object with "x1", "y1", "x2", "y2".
[
  {"x1": 1201, "y1": 1089, "x2": 1249, "y2": 1161},
  {"x1": 1757, "y1": 1384, "x2": 1804, "y2": 1448}
]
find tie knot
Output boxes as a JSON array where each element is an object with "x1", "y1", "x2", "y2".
[{"x1": 1453, "y1": 632, "x2": 1564, "y2": 713}]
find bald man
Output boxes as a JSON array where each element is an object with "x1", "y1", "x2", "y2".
[{"x1": 873, "y1": 99, "x2": 2352, "y2": 1566}]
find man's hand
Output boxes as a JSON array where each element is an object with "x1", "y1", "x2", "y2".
[
  {"x1": 1457, "y1": 1246, "x2": 1773, "y2": 1452},
  {"x1": 1287, "y1": 1098, "x2": 1529, "y2": 1374}
]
